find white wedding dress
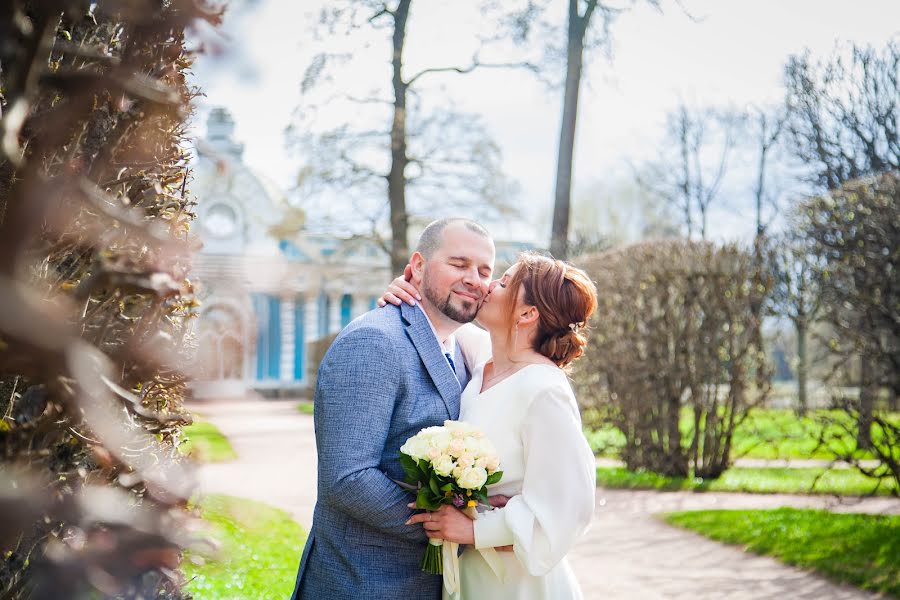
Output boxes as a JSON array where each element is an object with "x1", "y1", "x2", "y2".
[{"x1": 446, "y1": 359, "x2": 596, "y2": 600}]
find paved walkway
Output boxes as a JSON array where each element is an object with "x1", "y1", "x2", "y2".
[{"x1": 191, "y1": 396, "x2": 898, "y2": 600}]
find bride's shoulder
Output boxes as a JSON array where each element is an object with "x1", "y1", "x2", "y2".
[{"x1": 520, "y1": 366, "x2": 579, "y2": 415}]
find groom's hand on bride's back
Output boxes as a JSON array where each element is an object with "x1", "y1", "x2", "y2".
[{"x1": 377, "y1": 264, "x2": 420, "y2": 307}]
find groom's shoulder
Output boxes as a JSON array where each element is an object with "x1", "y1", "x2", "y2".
[{"x1": 332, "y1": 304, "x2": 406, "y2": 347}]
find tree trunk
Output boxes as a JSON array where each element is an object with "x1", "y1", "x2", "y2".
[
  {"x1": 857, "y1": 353, "x2": 874, "y2": 449},
  {"x1": 678, "y1": 107, "x2": 693, "y2": 240},
  {"x1": 388, "y1": 0, "x2": 412, "y2": 275},
  {"x1": 796, "y1": 320, "x2": 808, "y2": 416},
  {"x1": 550, "y1": 0, "x2": 587, "y2": 260}
]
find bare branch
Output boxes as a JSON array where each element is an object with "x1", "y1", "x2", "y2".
[{"x1": 406, "y1": 53, "x2": 539, "y2": 87}]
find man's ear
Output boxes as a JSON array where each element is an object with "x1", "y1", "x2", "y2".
[{"x1": 410, "y1": 252, "x2": 426, "y2": 283}]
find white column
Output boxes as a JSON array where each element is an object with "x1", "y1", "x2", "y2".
[
  {"x1": 304, "y1": 295, "x2": 319, "y2": 341},
  {"x1": 351, "y1": 293, "x2": 367, "y2": 319},
  {"x1": 304, "y1": 292, "x2": 319, "y2": 383},
  {"x1": 280, "y1": 298, "x2": 295, "y2": 382},
  {"x1": 328, "y1": 293, "x2": 342, "y2": 334}
]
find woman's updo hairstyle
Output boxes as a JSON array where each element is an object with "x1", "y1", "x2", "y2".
[{"x1": 506, "y1": 252, "x2": 598, "y2": 368}]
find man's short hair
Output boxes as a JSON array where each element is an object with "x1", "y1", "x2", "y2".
[{"x1": 415, "y1": 218, "x2": 491, "y2": 259}]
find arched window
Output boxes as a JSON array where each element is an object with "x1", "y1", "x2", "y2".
[{"x1": 197, "y1": 303, "x2": 244, "y2": 380}]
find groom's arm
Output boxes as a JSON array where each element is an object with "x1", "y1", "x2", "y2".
[{"x1": 314, "y1": 326, "x2": 425, "y2": 544}]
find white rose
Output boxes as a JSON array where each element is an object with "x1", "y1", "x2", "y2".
[
  {"x1": 429, "y1": 431, "x2": 452, "y2": 453},
  {"x1": 447, "y1": 438, "x2": 466, "y2": 458},
  {"x1": 463, "y1": 437, "x2": 490, "y2": 458},
  {"x1": 475, "y1": 457, "x2": 486, "y2": 469},
  {"x1": 458, "y1": 466, "x2": 488, "y2": 490},
  {"x1": 427, "y1": 447, "x2": 441, "y2": 461},
  {"x1": 457, "y1": 452, "x2": 475, "y2": 469},
  {"x1": 485, "y1": 454, "x2": 501, "y2": 474},
  {"x1": 400, "y1": 436, "x2": 429, "y2": 460},
  {"x1": 446, "y1": 420, "x2": 479, "y2": 439},
  {"x1": 433, "y1": 454, "x2": 455, "y2": 477},
  {"x1": 479, "y1": 438, "x2": 498, "y2": 456},
  {"x1": 452, "y1": 465, "x2": 464, "y2": 480}
]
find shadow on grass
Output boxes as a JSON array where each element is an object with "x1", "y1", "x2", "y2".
[{"x1": 664, "y1": 508, "x2": 900, "y2": 597}]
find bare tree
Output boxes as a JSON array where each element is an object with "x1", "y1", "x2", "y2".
[
  {"x1": 768, "y1": 230, "x2": 824, "y2": 416},
  {"x1": 290, "y1": 2, "x2": 525, "y2": 273},
  {"x1": 801, "y1": 173, "x2": 899, "y2": 486},
  {"x1": 491, "y1": 0, "x2": 662, "y2": 259},
  {"x1": 784, "y1": 40, "x2": 900, "y2": 191},
  {"x1": 637, "y1": 103, "x2": 739, "y2": 240},
  {"x1": 748, "y1": 106, "x2": 787, "y2": 241},
  {"x1": 784, "y1": 39, "x2": 900, "y2": 445}
]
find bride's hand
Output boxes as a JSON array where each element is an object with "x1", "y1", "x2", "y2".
[
  {"x1": 377, "y1": 264, "x2": 420, "y2": 307},
  {"x1": 406, "y1": 503, "x2": 474, "y2": 545}
]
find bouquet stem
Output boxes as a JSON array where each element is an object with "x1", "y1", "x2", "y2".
[{"x1": 421, "y1": 537, "x2": 444, "y2": 574}]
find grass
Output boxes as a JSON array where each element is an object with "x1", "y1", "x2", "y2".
[
  {"x1": 663, "y1": 508, "x2": 900, "y2": 597},
  {"x1": 297, "y1": 401, "x2": 314, "y2": 415},
  {"x1": 584, "y1": 408, "x2": 899, "y2": 460},
  {"x1": 179, "y1": 421, "x2": 237, "y2": 462},
  {"x1": 596, "y1": 466, "x2": 899, "y2": 496},
  {"x1": 184, "y1": 494, "x2": 307, "y2": 599}
]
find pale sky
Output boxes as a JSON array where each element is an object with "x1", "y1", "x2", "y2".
[{"x1": 189, "y1": 0, "x2": 900, "y2": 245}]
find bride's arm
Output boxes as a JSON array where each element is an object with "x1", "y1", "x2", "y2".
[
  {"x1": 472, "y1": 384, "x2": 596, "y2": 575},
  {"x1": 377, "y1": 265, "x2": 419, "y2": 307}
]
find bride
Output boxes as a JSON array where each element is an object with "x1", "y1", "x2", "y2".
[{"x1": 384, "y1": 252, "x2": 597, "y2": 600}]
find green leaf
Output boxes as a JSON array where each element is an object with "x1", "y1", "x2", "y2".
[
  {"x1": 486, "y1": 471, "x2": 503, "y2": 486},
  {"x1": 399, "y1": 453, "x2": 421, "y2": 483},
  {"x1": 440, "y1": 482, "x2": 454, "y2": 492},
  {"x1": 428, "y1": 476, "x2": 441, "y2": 497},
  {"x1": 416, "y1": 488, "x2": 439, "y2": 511}
]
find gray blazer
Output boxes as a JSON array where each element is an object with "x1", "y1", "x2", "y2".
[{"x1": 291, "y1": 302, "x2": 470, "y2": 599}]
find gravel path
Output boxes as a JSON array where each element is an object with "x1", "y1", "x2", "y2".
[{"x1": 191, "y1": 396, "x2": 898, "y2": 599}]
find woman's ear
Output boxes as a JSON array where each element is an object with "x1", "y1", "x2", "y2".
[{"x1": 518, "y1": 305, "x2": 539, "y2": 326}]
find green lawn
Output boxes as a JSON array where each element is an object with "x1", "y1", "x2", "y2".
[
  {"x1": 663, "y1": 508, "x2": 900, "y2": 597},
  {"x1": 179, "y1": 421, "x2": 237, "y2": 462},
  {"x1": 596, "y1": 466, "x2": 898, "y2": 496},
  {"x1": 184, "y1": 494, "x2": 307, "y2": 599},
  {"x1": 297, "y1": 401, "x2": 314, "y2": 415},
  {"x1": 584, "y1": 408, "x2": 899, "y2": 460}
]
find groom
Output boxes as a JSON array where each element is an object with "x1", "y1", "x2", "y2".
[{"x1": 290, "y1": 218, "x2": 495, "y2": 599}]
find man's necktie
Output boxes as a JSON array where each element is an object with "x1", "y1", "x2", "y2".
[{"x1": 445, "y1": 352, "x2": 456, "y2": 375}]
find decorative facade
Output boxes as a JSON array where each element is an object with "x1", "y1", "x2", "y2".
[{"x1": 189, "y1": 108, "x2": 532, "y2": 397}]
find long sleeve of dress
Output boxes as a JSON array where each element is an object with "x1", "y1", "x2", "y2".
[{"x1": 472, "y1": 382, "x2": 596, "y2": 576}]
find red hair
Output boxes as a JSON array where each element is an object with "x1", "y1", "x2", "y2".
[{"x1": 506, "y1": 252, "x2": 598, "y2": 368}]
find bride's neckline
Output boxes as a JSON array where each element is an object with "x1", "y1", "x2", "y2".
[{"x1": 477, "y1": 361, "x2": 558, "y2": 395}]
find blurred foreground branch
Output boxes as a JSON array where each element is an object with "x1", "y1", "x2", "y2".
[{"x1": 0, "y1": 1, "x2": 221, "y2": 598}]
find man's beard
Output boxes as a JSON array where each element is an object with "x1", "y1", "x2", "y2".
[{"x1": 421, "y1": 273, "x2": 480, "y2": 324}]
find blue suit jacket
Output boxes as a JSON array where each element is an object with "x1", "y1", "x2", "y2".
[{"x1": 291, "y1": 303, "x2": 470, "y2": 599}]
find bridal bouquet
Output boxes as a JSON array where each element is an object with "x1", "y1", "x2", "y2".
[{"x1": 400, "y1": 420, "x2": 503, "y2": 575}]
